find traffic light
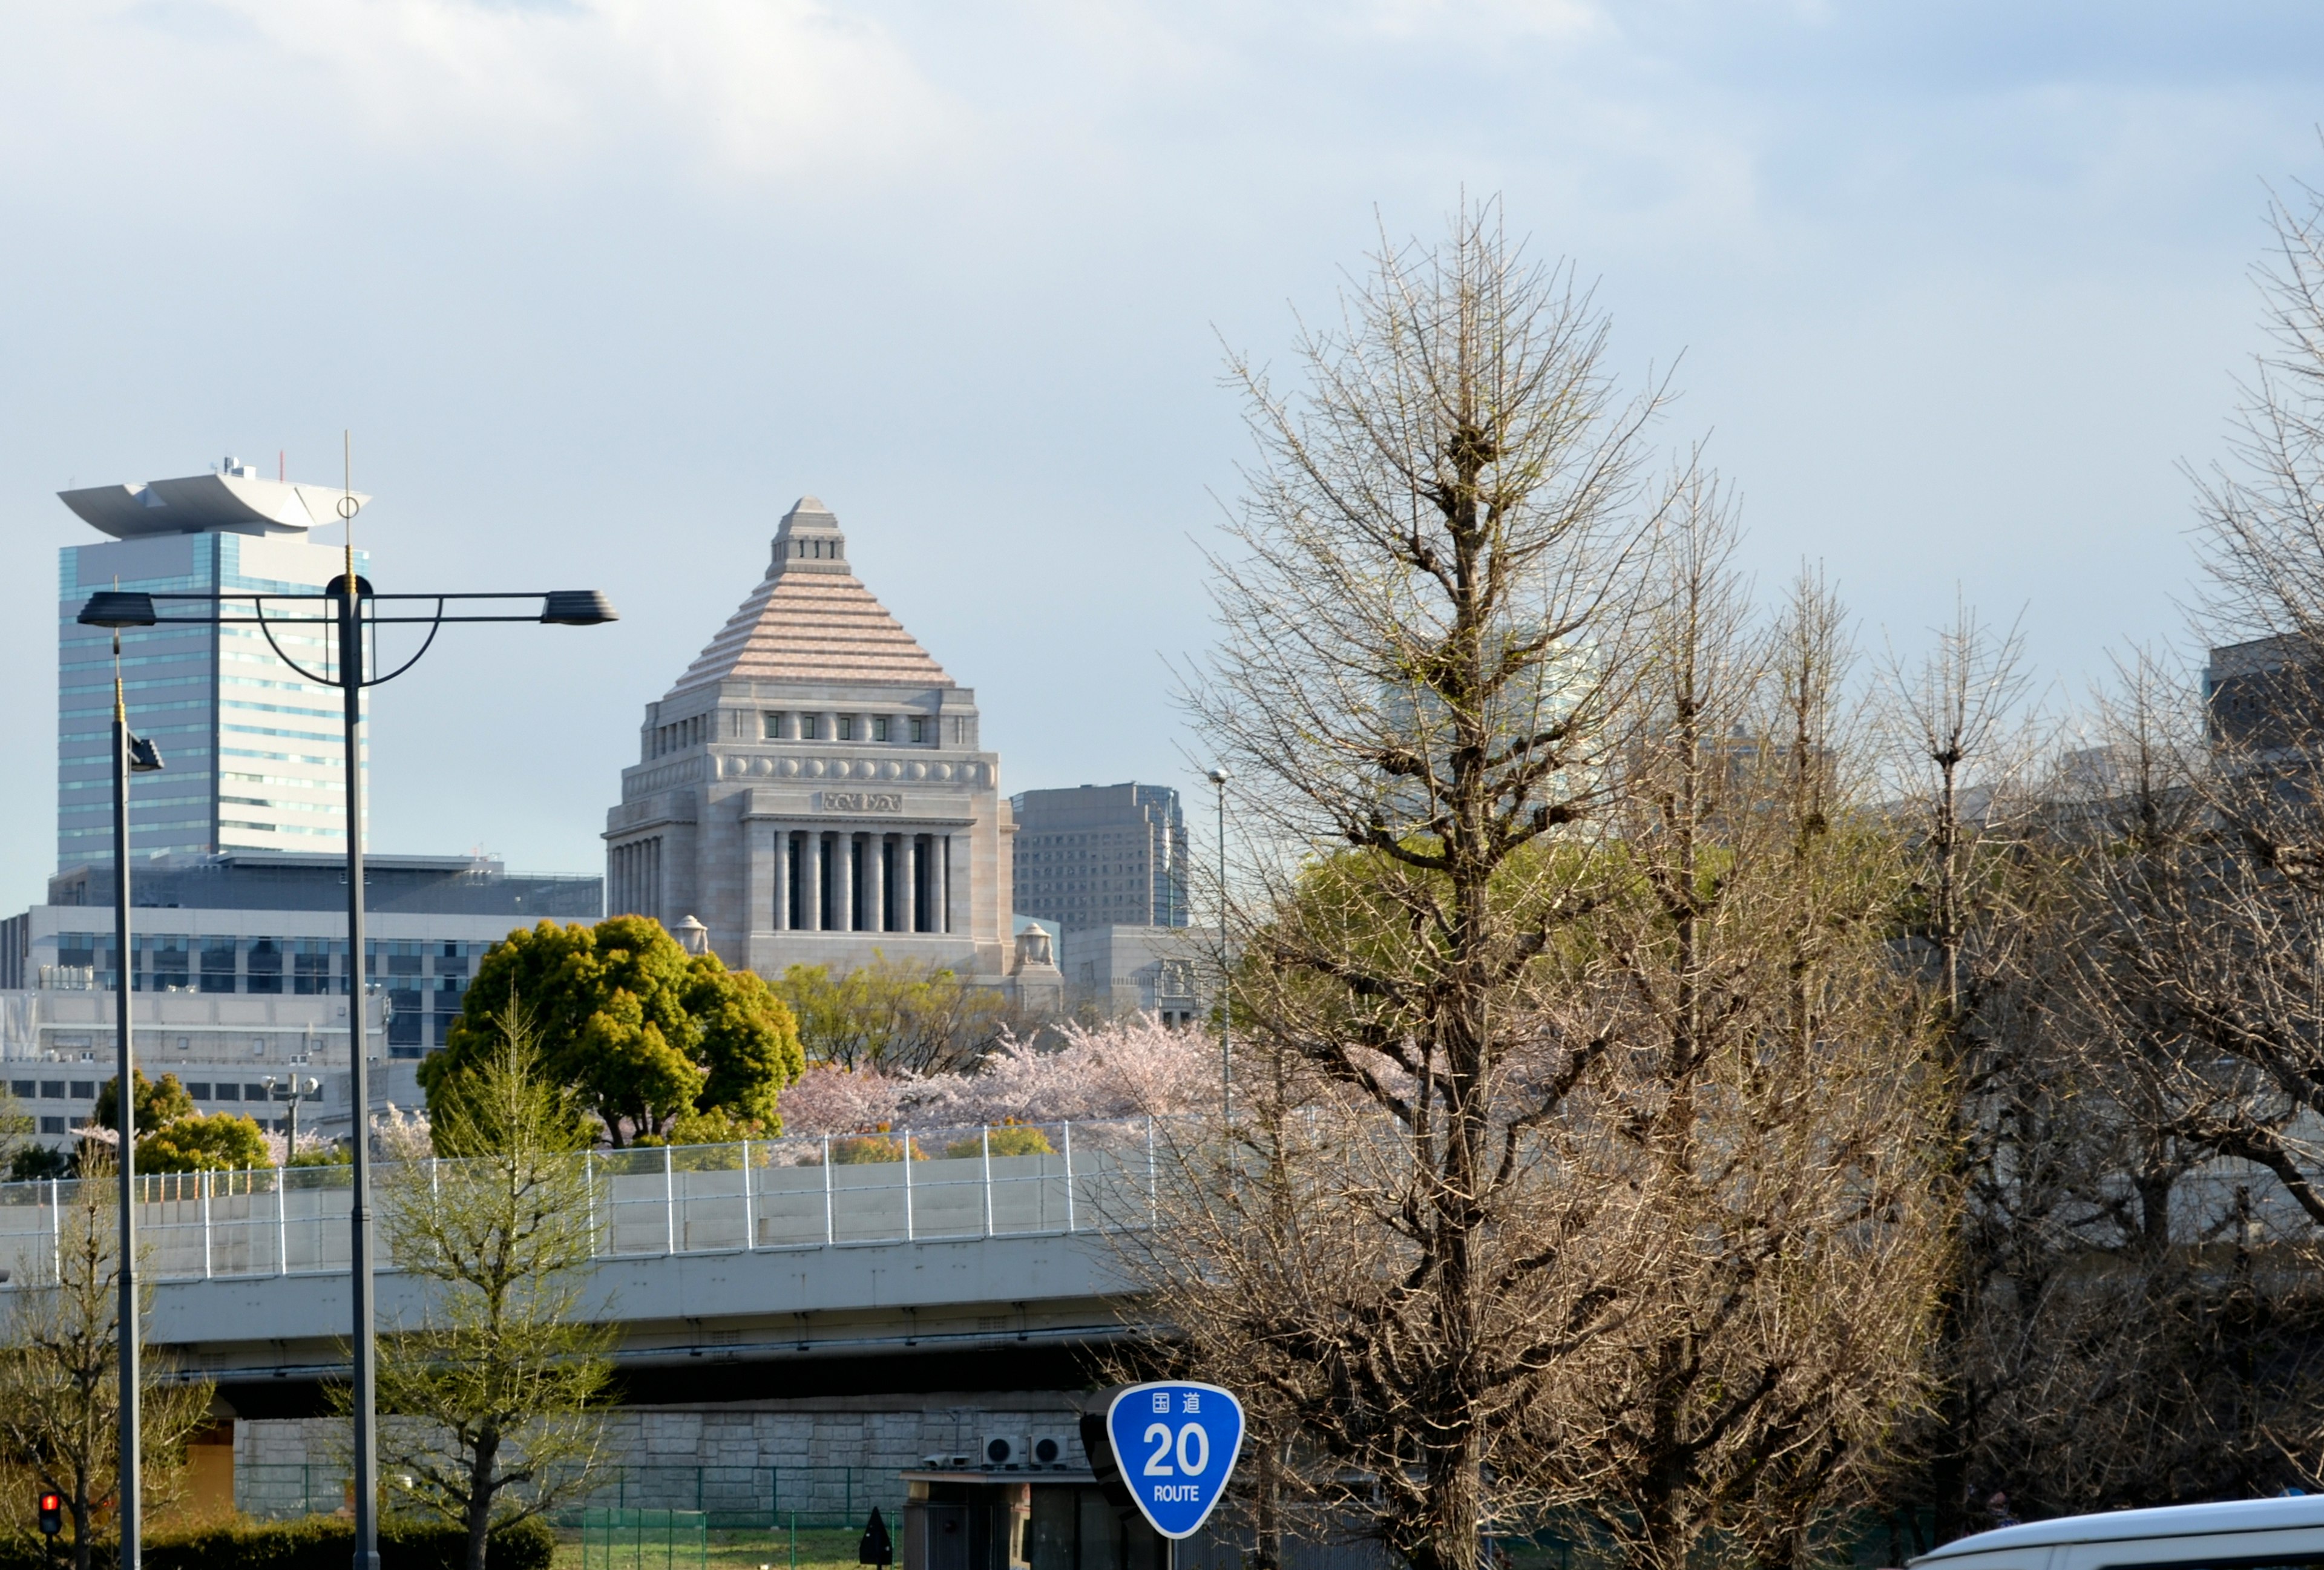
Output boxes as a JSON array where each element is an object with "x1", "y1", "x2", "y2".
[{"x1": 37, "y1": 1493, "x2": 60, "y2": 1536}]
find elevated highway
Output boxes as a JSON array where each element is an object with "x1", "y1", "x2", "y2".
[{"x1": 0, "y1": 1122, "x2": 1160, "y2": 1413}]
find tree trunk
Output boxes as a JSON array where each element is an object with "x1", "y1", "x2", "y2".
[
  {"x1": 466, "y1": 1427, "x2": 501, "y2": 1570},
  {"x1": 1255, "y1": 1439, "x2": 1281, "y2": 1570}
]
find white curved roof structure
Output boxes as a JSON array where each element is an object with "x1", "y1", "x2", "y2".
[{"x1": 59, "y1": 468, "x2": 370, "y2": 538}]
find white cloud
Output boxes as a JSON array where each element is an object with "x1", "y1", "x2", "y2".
[{"x1": 10, "y1": 0, "x2": 963, "y2": 186}]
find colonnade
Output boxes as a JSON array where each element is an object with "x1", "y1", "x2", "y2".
[{"x1": 772, "y1": 829, "x2": 951, "y2": 934}]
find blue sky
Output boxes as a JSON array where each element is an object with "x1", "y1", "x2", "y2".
[{"x1": 3, "y1": 0, "x2": 2320, "y2": 903}]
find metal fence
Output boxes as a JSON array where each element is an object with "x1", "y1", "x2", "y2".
[
  {"x1": 237, "y1": 1462, "x2": 346, "y2": 1520},
  {"x1": 577, "y1": 1466, "x2": 903, "y2": 1529},
  {"x1": 580, "y1": 1509, "x2": 706, "y2": 1570},
  {"x1": 0, "y1": 1118, "x2": 1161, "y2": 1286},
  {"x1": 234, "y1": 1463, "x2": 902, "y2": 1529}
]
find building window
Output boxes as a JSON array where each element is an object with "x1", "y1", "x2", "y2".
[
  {"x1": 39, "y1": 1117, "x2": 63, "y2": 1135},
  {"x1": 200, "y1": 938, "x2": 238, "y2": 994},
  {"x1": 214, "y1": 1083, "x2": 240, "y2": 1101},
  {"x1": 910, "y1": 716, "x2": 927, "y2": 744},
  {"x1": 188, "y1": 1082, "x2": 213, "y2": 1099},
  {"x1": 800, "y1": 715, "x2": 821, "y2": 741},
  {"x1": 246, "y1": 938, "x2": 284, "y2": 994},
  {"x1": 763, "y1": 712, "x2": 785, "y2": 740},
  {"x1": 837, "y1": 715, "x2": 855, "y2": 741},
  {"x1": 873, "y1": 715, "x2": 890, "y2": 743},
  {"x1": 69, "y1": 1081, "x2": 95, "y2": 1100},
  {"x1": 7, "y1": 1080, "x2": 30, "y2": 1099},
  {"x1": 39, "y1": 1081, "x2": 64, "y2": 1100}
]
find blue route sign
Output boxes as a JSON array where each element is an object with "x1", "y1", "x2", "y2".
[{"x1": 1105, "y1": 1382, "x2": 1246, "y2": 1540}]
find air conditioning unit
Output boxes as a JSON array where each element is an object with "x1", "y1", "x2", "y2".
[
  {"x1": 979, "y1": 1435, "x2": 1031, "y2": 1471},
  {"x1": 1029, "y1": 1435, "x2": 1072, "y2": 1471}
]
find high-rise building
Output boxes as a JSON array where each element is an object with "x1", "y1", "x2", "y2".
[
  {"x1": 1009, "y1": 783, "x2": 1188, "y2": 932},
  {"x1": 54, "y1": 461, "x2": 370, "y2": 870},
  {"x1": 603, "y1": 496, "x2": 1060, "y2": 1005}
]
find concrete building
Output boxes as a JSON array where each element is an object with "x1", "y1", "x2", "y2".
[
  {"x1": 0, "y1": 985, "x2": 390, "y2": 1146},
  {"x1": 1009, "y1": 784, "x2": 1187, "y2": 933},
  {"x1": 54, "y1": 459, "x2": 373, "y2": 870},
  {"x1": 2, "y1": 852, "x2": 599, "y2": 1132},
  {"x1": 1057, "y1": 926, "x2": 1213, "y2": 1026},
  {"x1": 604, "y1": 497, "x2": 1058, "y2": 1002}
]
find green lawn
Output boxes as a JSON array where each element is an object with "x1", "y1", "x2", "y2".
[{"x1": 553, "y1": 1525, "x2": 866, "y2": 1570}]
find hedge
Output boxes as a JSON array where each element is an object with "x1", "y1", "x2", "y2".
[{"x1": 0, "y1": 1516, "x2": 555, "y2": 1570}]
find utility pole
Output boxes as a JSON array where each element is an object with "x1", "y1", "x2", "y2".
[{"x1": 1206, "y1": 767, "x2": 1230, "y2": 1126}]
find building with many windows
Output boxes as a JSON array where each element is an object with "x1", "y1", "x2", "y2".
[
  {"x1": 1009, "y1": 783, "x2": 1188, "y2": 933},
  {"x1": 2, "y1": 851, "x2": 599, "y2": 1059},
  {"x1": 604, "y1": 496, "x2": 1058, "y2": 1005},
  {"x1": 54, "y1": 460, "x2": 371, "y2": 869}
]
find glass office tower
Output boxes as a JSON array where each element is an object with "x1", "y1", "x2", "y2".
[{"x1": 54, "y1": 464, "x2": 369, "y2": 870}]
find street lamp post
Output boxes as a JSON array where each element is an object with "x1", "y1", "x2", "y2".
[
  {"x1": 1206, "y1": 767, "x2": 1229, "y2": 1126},
  {"x1": 76, "y1": 531, "x2": 615, "y2": 1570},
  {"x1": 74, "y1": 614, "x2": 169, "y2": 1570},
  {"x1": 264, "y1": 1074, "x2": 321, "y2": 1159}
]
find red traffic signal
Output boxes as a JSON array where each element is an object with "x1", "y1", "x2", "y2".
[{"x1": 38, "y1": 1493, "x2": 61, "y2": 1536}]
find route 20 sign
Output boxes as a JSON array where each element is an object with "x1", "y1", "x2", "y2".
[{"x1": 1103, "y1": 1382, "x2": 1246, "y2": 1540}]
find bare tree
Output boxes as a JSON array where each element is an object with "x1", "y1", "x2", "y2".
[
  {"x1": 1534, "y1": 525, "x2": 1949, "y2": 1570},
  {"x1": 1876, "y1": 599, "x2": 2056, "y2": 1540},
  {"x1": 0, "y1": 1153, "x2": 212, "y2": 1570},
  {"x1": 368, "y1": 1006, "x2": 615, "y2": 1570},
  {"x1": 1152, "y1": 195, "x2": 1675, "y2": 1570}
]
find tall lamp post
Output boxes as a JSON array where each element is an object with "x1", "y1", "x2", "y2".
[
  {"x1": 1206, "y1": 766, "x2": 1229, "y2": 1125},
  {"x1": 84, "y1": 619, "x2": 167, "y2": 1570},
  {"x1": 76, "y1": 525, "x2": 615, "y2": 1570}
]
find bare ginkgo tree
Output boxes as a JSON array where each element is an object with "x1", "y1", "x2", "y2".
[{"x1": 1130, "y1": 200, "x2": 1945, "y2": 1570}]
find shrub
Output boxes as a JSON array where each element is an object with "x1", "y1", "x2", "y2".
[
  {"x1": 827, "y1": 1131, "x2": 924, "y2": 1163},
  {"x1": 0, "y1": 1514, "x2": 559, "y2": 1570},
  {"x1": 942, "y1": 1123, "x2": 1055, "y2": 1159}
]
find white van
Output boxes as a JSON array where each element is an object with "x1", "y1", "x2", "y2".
[{"x1": 1912, "y1": 1497, "x2": 2324, "y2": 1570}]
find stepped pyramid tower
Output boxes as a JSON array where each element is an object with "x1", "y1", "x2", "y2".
[{"x1": 605, "y1": 497, "x2": 1057, "y2": 1002}]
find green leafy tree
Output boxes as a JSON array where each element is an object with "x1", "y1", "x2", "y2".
[
  {"x1": 0, "y1": 1085, "x2": 31, "y2": 1180},
  {"x1": 91, "y1": 1070, "x2": 195, "y2": 1135},
  {"x1": 775, "y1": 953, "x2": 1005, "y2": 1074},
  {"x1": 424, "y1": 916, "x2": 803, "y2": 1146},
  {"x1": 369, "y1": 1005, "x2": 614, "y2": 1570},
  {"x1": 137, "y1": 1114, "x2": 271, "y2": 1174},
  {"x1": 92, "y1": 1070, "x2": 269, "y2": 1174}
]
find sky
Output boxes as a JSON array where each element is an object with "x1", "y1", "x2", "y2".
[{"x1": 3, "y1": 0, "x2": 2322, "y2": 907}]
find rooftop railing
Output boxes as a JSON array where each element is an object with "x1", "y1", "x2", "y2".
[{"x1": 0, "y1": 1118, "x2": 1160, "y2": 1286}]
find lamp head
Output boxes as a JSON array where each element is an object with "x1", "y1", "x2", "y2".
[
  {"x1": 77, "y1": 591, "x2": 156, "y2": 628},
  {"x1": 1206, "y1": 767, "x2": 1229, "y2": 785},
  {"x1": 542, "y1": 590, "x2": 619, "y2": 626}
]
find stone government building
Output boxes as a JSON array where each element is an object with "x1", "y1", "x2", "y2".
[{"x1": 604, "y1": 497, "x2": 1060, "y2": 1007}]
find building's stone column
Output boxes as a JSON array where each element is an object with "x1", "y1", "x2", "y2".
[
  {"x1": 832, "y1": 830, "x2": 855, "y2": 933},
  {"x1": 745, "y1": 819, "x2": 775, "y2": 939},
  {"x1": 799, "y1": 832, "x2": 822, "y2": 933},
  {"x1": 940, "y1": 834, "x2": 955, "y2": 934},
  {"x1": 772, "y1": 829, "x2": 792, "y2": 931},
  {"x1": 872, "y1": 836, "x2": 892, "y2": 933},
  {"x1": 902, "y1": 835, "x2": 921, "y2": 933}
]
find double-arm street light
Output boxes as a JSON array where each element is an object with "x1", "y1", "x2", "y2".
[
  {"x1": 77, "y1": 499, "x2": 616, "y2": 1570},
  {"x1": 264, "y1": 1074, "x2": 323, "y2": 1158}
]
